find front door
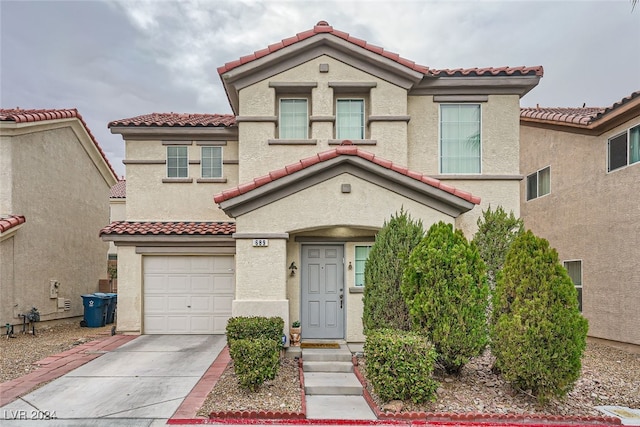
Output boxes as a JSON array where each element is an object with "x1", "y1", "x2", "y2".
[{"x1": 301, "y1": 245, "x2": 344, "y2": 339}]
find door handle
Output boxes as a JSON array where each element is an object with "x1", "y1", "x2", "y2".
[{"x1": 339, "y1": 294, "x2": 343, "y2": 309}]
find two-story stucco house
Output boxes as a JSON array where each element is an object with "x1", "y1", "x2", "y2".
[
  {"x1": 0, "y1": 108, "x2": 118, "y2": 326},
  {"x1": 101, "y1": 21, "x2": 542, "y2": 341},
  {"x1": 520, "y1": 91, "x2": 640, "y2": 347}
]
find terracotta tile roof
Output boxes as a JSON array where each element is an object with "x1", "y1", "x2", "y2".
[
  {"x1": 520, "y1": 91, "x2": 640, "y2": 125},
  {"x1": 217, "y1": 20, "x2": 542, "y2": 78},
  {"x1": 429, "y1": 65, "x2": 543, "y2": 77},
  {"x1": 0, "y1": 215, "x2": 25, "y2": 233},
  {"x1": 108, "y1": 113, "x2": 236, "y2": 128},
  {"x1": 99, "y1": 221, "x2": 235, "y2": 236},
  {"x1": 0, "y1": 108, "x2": 119, "y2": 180},
  {"x1": 214, "y1": 142, "x2": 481, "y2": 205},
  {"x1": 110, "y1": 180, "x2": 126, "y2": 198}
]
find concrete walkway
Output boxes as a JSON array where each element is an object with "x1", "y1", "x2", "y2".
[{"x1": 1, "y1": 334, "x2": 225, "y2": 425}]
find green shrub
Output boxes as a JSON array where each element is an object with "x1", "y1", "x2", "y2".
[
  {"x1": 402, "y1": 221, "x2": 489, "y2": 374},
  {"x1": 226, "y1": 316, "x2": 284, "y2": 347},
  {"x1": 229, "y1": 338, "x2": 280, "y2": 391},
  {"x1": 491, "y1": 230, "x2": 588, "y2": 403},
  {"x1": 362, "y1": 208, "x2": 424, "y2": 333},
  {"x1": 473, "y1": 205, "x2": 523, "y2": 290},
  {"x1": 364, "y1": 329, "x2": 439, "y2": 403}
]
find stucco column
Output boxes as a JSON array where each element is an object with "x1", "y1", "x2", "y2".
[
  {"x1": 231, "y1": 235, "x2": 290, "y2": 333},
  {"x1": 115, "y1": 245, "x2": 142, "y2": 334}
]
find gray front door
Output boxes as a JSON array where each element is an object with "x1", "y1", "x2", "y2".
[{"x1": 301, "y1": 245, "x2": 344, "y2": 339}]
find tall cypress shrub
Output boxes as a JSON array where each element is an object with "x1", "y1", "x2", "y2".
[
  {"x1": 362, "y1": 208, "x2": 424, "y2": 333},
  {"x1": 402, "y1": 221, "x2": 488, "y2": 374},
  {"x1": 491, "y1": 230, "x2": 588, "y2": 403}
]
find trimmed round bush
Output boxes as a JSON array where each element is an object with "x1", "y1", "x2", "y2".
[
  {"x1": 491, "y1": 230, "x2": 588, "y2": 403},
  {"x1": 229, "y1": 337, "x2": 280, "y2": 391},
  {"x1": 364, "y1": 329, "x2": 439, "y2": 403},
  {"x1": 402, "y1": 221, "x2": 489, "y2": 374}
]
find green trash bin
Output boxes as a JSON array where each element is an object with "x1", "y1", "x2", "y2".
[{"x1": 81, "y1": 294, "x2": 108, "y2": 327}]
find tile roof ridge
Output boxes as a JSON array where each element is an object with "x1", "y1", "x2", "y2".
[
  {"x1": 428, "y1": 65, "x2": 543, "y2": 77},
  {"x1": 0, "y1": 215, "x2": 26, "y2": 233},
  {"x1": 0, "y1": 108, "x2": 119, "y2": 180},
  {"x1": 108, "y1": 112, "x2": 236, "y2": 128},
  {"x1": 214, "y1": 142, "x2": 480, "y2": 205},
  {"x1": 217, "y1": 20, "x2": 429, "y2": 75}
]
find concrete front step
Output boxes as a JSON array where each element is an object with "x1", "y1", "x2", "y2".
[
  {"x1": 304, "y1": 372, "x2": 363, "y2": 395},
  {"x1": 305, "y1": 395, "x2": 376, "y2": 420},
  {"x1": 302, "y1": 347, "x2": 352, "y2": 362},
  {"x1": 303, "y1": 361, "x2": 353, "y2": 373}
]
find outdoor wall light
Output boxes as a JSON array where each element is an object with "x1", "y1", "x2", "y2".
[{"x1": 289, "y1": 262, "x2": 298, "y2": 277}]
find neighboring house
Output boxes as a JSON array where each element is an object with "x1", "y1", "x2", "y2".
[
  {"x1": 0, "y1": 108, "x2": 119, "y2": 326},
  {"x1": 101, "y1": 21, "x2": 542, "y2": 340},
  {"x1": 520, "y1": 91, "x2": 640, "y2": 347}
]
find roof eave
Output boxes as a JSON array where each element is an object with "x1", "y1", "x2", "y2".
[
  {"x1": 109, "y1": 125, "x2": 238, "y2": 140},
  {"x1": 412, "y1": 75, "x2": 541, "y2": 98}
]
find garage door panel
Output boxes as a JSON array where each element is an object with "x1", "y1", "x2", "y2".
[{"x1": 144, "y1": 255, "x2": 235, "y2": 334}]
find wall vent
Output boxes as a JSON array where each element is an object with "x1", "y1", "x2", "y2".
[{"x1": 58, "y1": 298, "x2": 71, "y2": 311}]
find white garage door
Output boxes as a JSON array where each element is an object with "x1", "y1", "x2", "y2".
[{"x1": 143, "y1": 255, "x2": 234, "y2": 334}]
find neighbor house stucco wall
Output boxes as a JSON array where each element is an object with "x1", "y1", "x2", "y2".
[
  {"x1": 124, "y1": 138, "x2": 238, "y2": 221},
  {"x1": 0, "y1": 121, "x2": 114, "y2": 323},
  {"x1": 520, "y1": 118, "x2": 640, "y2": 346}
]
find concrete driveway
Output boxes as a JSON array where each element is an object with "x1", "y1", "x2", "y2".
[{"x1": 1, "y1": 334, "x2": 225, "y2": 426}]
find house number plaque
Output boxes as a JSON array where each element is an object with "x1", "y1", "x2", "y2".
[{"x1": 252, "y1": 239, "x2": 269, "y2": 247}]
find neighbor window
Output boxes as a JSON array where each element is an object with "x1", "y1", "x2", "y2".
[
  {"x1": 167, "y1": 146, "x2": 188, "y2": 178},
  {"x1": 526, "y1": 166, "x2": 550, "y2": 201},
  {"x1": 279, "y1": 98, "x2": 308, "y2": 139},
  {"x1": 608, "y1": 124, "x2": 640, "y2": 172},
  {"x1": 440, "y1": 104, "x2": 481, "y2": 173},
  {"x1": 564, "y1": 260, "x2": 583, "y2": 312},
  {"x1": 354, "y1": 245, "x2": 372, "y2": 287},
  {"x1": 201, "y1": 146, "x2": 223, "y2": 178},
  {"x1": 337, "y1": 99, "x2": 365, "y2": 139}
]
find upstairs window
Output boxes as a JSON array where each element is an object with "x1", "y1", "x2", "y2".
[
  {"x1": 564, "y1": 260, "x2": 583, "y2": 312},
  {"x1": 279, "y1": 98, "x2": 308, "y2": 139},
  {"x1": 608, "y1": 124, "x2": 640, "y2": 172},
  {"x1": 201, "y1": 146, "x2": 223, "y2": 178},
  {"x1": 167, "y1": 146, "x2": 188, "y2": 178},
  {"x1": 526, "y1": 166, "x2": 550, "y2": 201},
  {"x1": 440, "y1": 104, "x2": 481, "y2": 173},
  {"x1": 336, "y1": 99, "x2": 365, "y2": 139},
  {"x1": 354, "y1": 245, "x2": 372, "y2": 287}
]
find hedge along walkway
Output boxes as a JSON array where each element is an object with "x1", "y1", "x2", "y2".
[{"x1": 0, "y1": 334, "x2": 136, "y2": 407}]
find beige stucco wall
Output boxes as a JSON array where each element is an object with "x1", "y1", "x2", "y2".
[
  {"x1": 108, "y1": 199, "x2": 126, "y2": 256},
  {"x1": 520, "y1": 118, "x2": 640, "y2": 345},
  {"x1": 0, "y1": 121, "x2": 114, "y2": 324},
  {"x1": 114, "y1": 245, "x2": 142, "y2": 333},
  {"x1": 407, "y1": 94, "x2": 521, "y2": 176},
  {"x1": 237, "y1": 55, "x2": 409, "y2": 182},
  {"x1": 124, "y1": 139, "x2": 238, "y2": 221}
]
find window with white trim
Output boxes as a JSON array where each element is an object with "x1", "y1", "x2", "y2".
[
  {"x1": 526, "y1": 166, "x2": 550, "y2": 201},
  {"x1": 563, "y1": 260, "x2": 582, "y2": 312},
  {"x1": 279, "y1": 98, "x2": 308, "y2": 139},
  {"x1": 201, "y1": 146, "x2": 223, "y2": 178},
  {"x1": 440, "y1": 104, "x2": 481, "y2": 173},
  {"x1": 608, "y1": 124, "x2": 640, "y2": 172},
  {"x1": 354, "y1": 245, "x2": 372, "y2": 287},
  {"x1": 337, "y1": 99, "x2": 365, "y2": 139},
  {"x1": 167, "y1": 146, "x2": 188, "y2": 178}
]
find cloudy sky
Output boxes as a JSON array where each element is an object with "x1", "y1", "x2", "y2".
[{"x1": 1, "y1": 0, "x2": 639, "y2": 178}]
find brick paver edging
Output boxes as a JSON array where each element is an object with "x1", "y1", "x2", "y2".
[
  {"x1": 0, "y1": 334, "x2": 137, "y2": 407},
  {"x1": 197, "y1": 356, "x2": 306, "y2": 421},
  {"x1": 352, "y1": 357, "x2": 621, "y2": 426}
]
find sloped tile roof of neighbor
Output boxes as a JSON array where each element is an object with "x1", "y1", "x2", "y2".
[
  {"x1": 0, "y1": 215, "x2": 25, "y2": 233},
  {"x1": 217, "y1": 20, "x2": 543, "y2": 78},
  {"x1": 520, "y1": 90, "x2": 640, "y2": 125},
  {"x1": 108, "y1": 113, "x2": 236, "y2": 127},
  {"x1": 109, "y1": 180, "x2": 126, "y2": 198},
  {"x1": 100, "y1": 221, "x2": 235, "y2": 236},
  {"x1": 213, "y1": 144, "x2": 481, "y2": 205},
  {"x1": 0, "y1": 108, "x2": 119, "y2": 180}
]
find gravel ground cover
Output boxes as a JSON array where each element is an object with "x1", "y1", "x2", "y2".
[
  {"x1": 0, "y1": 320, "x2": 112, "y2": 383},
  {"x1": 196, "y1": 341, "x2": 639, "y2": 418}
]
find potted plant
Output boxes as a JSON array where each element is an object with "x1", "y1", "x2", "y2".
[{"x1": 290, "y1": 320, "x2": 301, "y2": 346}]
